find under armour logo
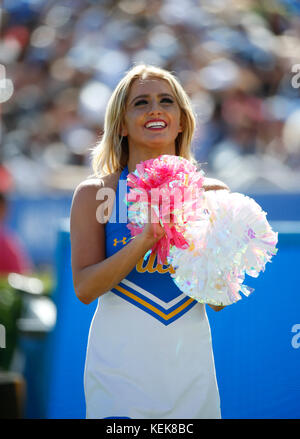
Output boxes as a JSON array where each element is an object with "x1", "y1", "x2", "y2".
[{"x1": 113, "y1": 237, "x2": 128, "y2": 246}]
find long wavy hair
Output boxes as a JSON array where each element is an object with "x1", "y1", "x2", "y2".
[{"x1": 91, "y1": 64, "x2": 196, "y2": 177}]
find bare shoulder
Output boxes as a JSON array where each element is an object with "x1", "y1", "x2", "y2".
[
  {"x1": 72, "y1": 171, "x2": 120, "y2": 201},
  {"x1": 70, "y1": 170, "x2": 121, "y2": 225},
  {"x1": 203, "y1": 177, "x2": 230, "y2": 192}
]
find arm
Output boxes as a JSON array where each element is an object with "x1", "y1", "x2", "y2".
[
  {"x1": 70, "y1": 178, "x2": 164, "y2": 305},
  {"x1": 203, "y1": 176, "x2": 229, "y2": 312}
]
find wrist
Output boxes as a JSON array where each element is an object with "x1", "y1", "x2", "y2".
[{"x1": 134, "y1": 231, "x2": 157, "y2": 251}]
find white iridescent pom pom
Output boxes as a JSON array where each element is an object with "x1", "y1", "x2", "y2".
[{"x1": 168, "y1": 190, "x2": 278, "y2": 306}]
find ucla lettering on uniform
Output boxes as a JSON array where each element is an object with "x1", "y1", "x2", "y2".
[
  {"x1": 136, "y1": 252, "x2": 175, "y2": 275},
  {"x1": 113, "y1": 236, "x2": 175, "y2": 274}
]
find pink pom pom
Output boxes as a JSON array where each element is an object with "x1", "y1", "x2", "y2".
[{"x1": 126, "y1": 155, "x2": 205, "y2": 264}]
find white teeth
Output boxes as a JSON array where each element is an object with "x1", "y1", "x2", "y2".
[{"x1": 145, "y1": 121, "x2": 166, "y2": 128}]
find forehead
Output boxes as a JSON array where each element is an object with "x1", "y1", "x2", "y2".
[{"x1": 127, "y1": 77, "x2": 174, "y2": 99}]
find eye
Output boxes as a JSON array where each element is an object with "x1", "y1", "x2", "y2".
[
  {"x1": 161, "y1": 97, "x2": 174, "y2": 104},
  {"x1": 134, "y1": 99, "x2": 148, "y2": 106}
]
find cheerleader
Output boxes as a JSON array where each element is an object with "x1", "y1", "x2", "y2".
[{"x1": 70, "y1": 64, "x2": 229, "y2": 419}]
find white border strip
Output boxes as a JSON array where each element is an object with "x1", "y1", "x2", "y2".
[{"x1": 121, "y1": 278, "x2": 187, "y2": 310}]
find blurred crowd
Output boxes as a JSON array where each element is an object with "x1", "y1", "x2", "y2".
[{"x1": 1, "y1": 0, "x2": 300, "y2": 194}]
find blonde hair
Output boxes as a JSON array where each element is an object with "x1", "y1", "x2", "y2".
[{"x1": 91, "y1": 64, "x2": 196, "y2": 176}]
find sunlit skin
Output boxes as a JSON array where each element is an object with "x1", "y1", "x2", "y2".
[{"x1": 121, "y1": 78, "x2": 183, "y2": 174}]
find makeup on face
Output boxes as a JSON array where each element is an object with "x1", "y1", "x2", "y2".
[{"x1": 122, "y1": 78, "x2": 182, "y2": 145}]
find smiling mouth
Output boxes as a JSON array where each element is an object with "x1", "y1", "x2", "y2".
[{"x1": 144, "y1": 120, "x2": 167, "y2": 130}]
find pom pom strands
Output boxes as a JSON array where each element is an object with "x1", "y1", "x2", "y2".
[
  {"x1": 126, "y1": 155, "x2": 205, "y2": 265},
  {"x1": 168, "y1": 190, "x2": 278, "y2": 306}
]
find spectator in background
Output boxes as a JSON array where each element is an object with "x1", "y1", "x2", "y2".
[{"x1": 0, "y1": 192, "x2": 33, "y2": 276}]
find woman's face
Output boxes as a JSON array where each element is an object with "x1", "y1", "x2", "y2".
[{"x1": 121, "y1": 77, "x2": 183, "y2": 154}]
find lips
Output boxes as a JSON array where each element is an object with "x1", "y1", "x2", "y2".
[{"x1": 144, "y1": 119, "x2": 167, "y2": 129}]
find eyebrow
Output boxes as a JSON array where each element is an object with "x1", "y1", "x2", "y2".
[{"x1": 129, "y1": 93, "x2": 174, "y2": 105}]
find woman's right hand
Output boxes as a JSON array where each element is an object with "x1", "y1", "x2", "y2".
[
  {"x1": 140, "y1": 206, "x2": 166, "y2": 247},
  {"x1": 140, "y1": 219, "x2": 165, "y2": 247}
]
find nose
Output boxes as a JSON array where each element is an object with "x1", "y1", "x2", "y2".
[{"x1": 148, "y1": 99, "x2": 162, "y2": 115}]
